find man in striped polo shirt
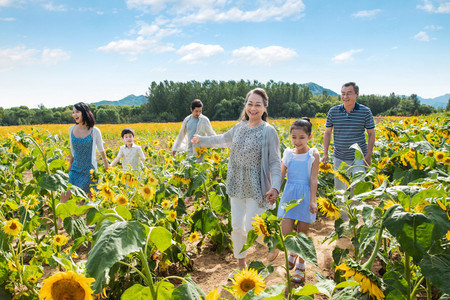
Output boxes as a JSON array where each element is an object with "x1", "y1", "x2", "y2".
[{"x1": 322, "y1": 82, "x2": 375, "y2": 218}]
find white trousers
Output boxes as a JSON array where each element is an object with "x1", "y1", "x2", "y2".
[{"x1": 230, "y1": 196, "x2": 266, "y2": 259}]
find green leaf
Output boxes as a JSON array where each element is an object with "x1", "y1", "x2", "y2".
[
  {"x1": 51, "y1": 254, "x2": 74, "y2": 271},
  {"x1": 349, "y1": 143, "x2": 365, "y2": 161},
  {"x1": 419, "y1": 250, "x2": 450, "y2": 294},
  {"x1": 353, "y1": 181, "x2": 372, "y2": 196},
  {"x1": 423, "y1": 205, "x2": 450, "y2": 240},
  {"x1": 156, "y1": 281, "x2": 174, "y2": 300},
  {"x1": 171, "y1": 276, "x2": 205, "y2": 300},
  {"x1": 383, "y1": 205, "x2": 434, "y2": 262},
  {"x1": 335, "y1": 280, "x2": 360, "y2": 289},
  {"x1": 37, "y1": 171, "x2": 68, "y2": 192},
  {"x1": 285, "y1": 232, "x2": 318, "y2": 267},
  {"x1": 241, "y1": 229, "x2": 258, "y2": 253},
  {"x1": 121, "y1": 284, "x2": 152, "y2": 300},
  {"x1": 56, "y1": 200, "x2": 78, "y2": 219},
  {"x1": 85, "y1": 221, "x2": 146, "y2": 293},
  {"x1": 209, "y1": 192, "x2": 230, "y2": 214},
  {"x1": 63, "y1": 216, "x2": 89, "y2": 241},
  {"x1": 382, "y1": 269, "x2": 408, "y2": 299},
  {"x1": 115, "y1": 205, "x2": 132, "y2": 220},
  {"x1": 293, "y1": 284, "x2": 320, "y2": 296},
  {"x1": 149, "y1": 226, "x2": 173, "y2": 252},
  {"x1": 191, "y1": 208, "x2": 218, "y2": 235},
  {"x1": 243, "y1": 282, "x2": 285, "y2": 300},
  {"x1": 281, "y1": 198, "x2": 303, "y2": 215}
]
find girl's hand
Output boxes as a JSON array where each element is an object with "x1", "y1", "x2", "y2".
[
  {"x1": 191, "y1": 134, "x2": 200, "y2": 144},
  {"x1": 310, "y1": 201, "x2": 318, "y2": 214},
  {"x1": 265, "y1": 188, "x2": 279, "y2": 205}
]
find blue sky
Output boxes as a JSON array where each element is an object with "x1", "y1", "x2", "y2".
[{"x1": 1, "y1": 0, "x2": 449, "y2": 109}]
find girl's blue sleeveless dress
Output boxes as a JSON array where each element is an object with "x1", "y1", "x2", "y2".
[
  {"x1": 277, "y1": 149, "x2": 316, "y2": 223},
  {"x1": 68, "y1": 131, "x2": 95, "y2": 193}
]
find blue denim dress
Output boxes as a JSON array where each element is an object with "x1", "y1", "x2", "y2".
[{"x1": 68, "y1": 131, "x2": 95, "y2": 193}]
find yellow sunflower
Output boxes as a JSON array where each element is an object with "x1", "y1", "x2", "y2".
[
  {"x1": 116, "y1": 194, "x2": 128, "y2": 206},
  {"x1": 140, "y1": 185, "x2": 154, "y2": 200},
  {"x1": 188, "y1": 232, "x2": 201, "y2": 243},
  {"x1": 212, "y1": 152, "x2": 221, "y2": 164},
  {"x1": 27, "y1": 275, "x2": 39, "y2": 283},
  {"x1": 148, "y1": 176, "x2": 158, "y2": 186},
  {"x1": 205, "y1": 287, "x2": 220, "y2": 300},
  {"x1": 153, "y1": 140, "x2": 160, "y2": 146},
  {"x1": 167, "y1": 210, "x2": 177, "y2": 222},
  {"x1": 121, "y1": 172, "x2": 137, "y2": 188},
  {"x1": 373, "y1": 174, "x2": 388, "y2": 188},
  {"x1": 64, "y1": 246, "x2": 79, "y2": 258},
  {"x1": 171, "y1": 196, "x2": 178, "y2": 208},
  {"x1": 97, "y1": 183, "x2": 115, "y2": 201},
  {"x1": 317, "y1": 197, "x2": 340, "y2": 220},
  {"x1": 252, "y1": 215, "x2": 270, "y2": 237},
  {"x1": 161, "y1": 199, "x2": 171, "y2": 210},
  {"x1": 335, "y1": 171, "x2": 350, "y2": 187},
  {"x1": 336, "y1": 262, "x2": 384, "y2": 300},
  {"x1": 435, "y1": 151, "x2": 446, "y2": 163},
  {"x1": 319, "y1": 162, "x2": 334, "y2": 173},
  {"x1": 2, "y1": 219, "x2": 22, "y2": 236},
  {"x1": 24, "y1": 194, "x2": 40, "y2": 209},
  {"x1": 8, "y1": 261, "x2": 18, "y2": 272},
  {"x1": 39, "y1": 271, "x2": 95, "y2": 300},
  {"x1": 53, "y1": 234, "x2": 68, "y2": 246},
  {"x1": 443, "y1": 157, "x2": 450, "y2": 166},
  {"x1": 232, "y1": 268, "x2": 266, "y2": 298},
  {"x1": 377, "y1": 157, "x2": 389, "y2": 170}
]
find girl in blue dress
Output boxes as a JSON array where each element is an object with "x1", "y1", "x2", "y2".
[
  {"x1": 61, "y1": 102, "x2": 109, "y2": 203},
  {"x1": 277, "y1": 118, "x2": 319, "y2": 283}
]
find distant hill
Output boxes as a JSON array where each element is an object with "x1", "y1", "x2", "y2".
[
  {"x1": 418, "y1": 94, "x2": 449, "y2": 108},
  {"x1": 91, "y1": 94, "x2": 147, "y2": 106},
  {"x1": 300, "y1": 82, "x2": 339, "y2": 96}
]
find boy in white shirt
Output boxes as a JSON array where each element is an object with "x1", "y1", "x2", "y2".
[{"x1": 111, "y1": 128, "x2": 145, "y2": 170}]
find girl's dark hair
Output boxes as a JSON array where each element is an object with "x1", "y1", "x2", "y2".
[
  {"x1": 74, "y1": 102, "x2": 95, "y2": 129},
  {"x1": 290, "y1": 117, "x2": 312, "y2": 135},
  {"x1": 240, "y1": 88, "x2": 269, "y2": 121}
]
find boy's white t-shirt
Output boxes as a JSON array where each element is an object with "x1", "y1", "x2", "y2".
[{"x1": 116, "y1": 143, "x2": 145, "y2": 170}]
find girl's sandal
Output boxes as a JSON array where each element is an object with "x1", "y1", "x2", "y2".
[
  {"x1": 291, "y1": 267, "x2": 305, "y2": 284},
  {"x1": 288, "y1": 254, "x2": 298, "y2": 270}
]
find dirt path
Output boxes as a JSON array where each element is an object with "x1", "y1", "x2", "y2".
[{"x1": 189, "y1": 216, "x2": 352, "y2": 298}]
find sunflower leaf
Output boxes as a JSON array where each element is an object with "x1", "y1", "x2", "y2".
[
  {"x1": 85, "y1": 221, "x2": 146, "y2": 294},
  {"x1": 285, "y1": 232, "x2": 318, "y2": 267}
]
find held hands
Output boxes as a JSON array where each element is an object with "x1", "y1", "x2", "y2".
[
  {"x1": 265, "y1": 188, "x2": 279, "y2": 205},
  {"x1": 191, "y1": 134, "x2": 200, "y2": 144}
]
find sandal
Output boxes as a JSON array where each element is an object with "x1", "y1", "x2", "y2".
[
  {"x1": 267, "y1": 249, "x2": 279, "y2": 262},
  {"x1": 291, "y1": 266, "x2": 305, "y2": 284},
  {"x1": 288, "y1": 253, "x2": 298, "y2": 270}
]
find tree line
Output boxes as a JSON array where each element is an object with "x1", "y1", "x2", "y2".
[{"x1": 1, "y1": 80, "x2": 445, "y2": 126}]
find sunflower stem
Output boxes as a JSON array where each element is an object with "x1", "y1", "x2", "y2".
[
  {"x1": 275, "y1": 222, "x2": 292, "y2": 300},
  {"x1": 362, "y1": 225, "x2": 384, "y2": 270},
  {"x1": 138, "y1": 249, "x2": 157, "y2": 299},
  {"x1": 404, "y1": 253, "x2": 411, "y2": 300},
  {"x1": 117, "y1": 260, "x2": 149, "y2": 287},
  {"x1": 410, "y1": 275, "x2": 425, "y2": 299},
  {"x1": 426, "y1": 278, "x2": 432, "y2": 300}
]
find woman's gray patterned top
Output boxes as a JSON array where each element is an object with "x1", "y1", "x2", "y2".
[{"x1": 227, "y1": 123, "x2": 265, "y2": 206}]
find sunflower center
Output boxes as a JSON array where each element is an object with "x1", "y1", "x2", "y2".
[
  {"x1": 51, "y1": 279, "x2": 86, "y2": 300},
  {"x1": 9, "y1": 223, "x2": 17, "y2": 230},
  {"x1": 240, "y1": 279, "x2": 256, "y2": 292}
]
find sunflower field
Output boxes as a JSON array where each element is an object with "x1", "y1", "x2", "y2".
[{"x1": 0, "y1": 114, "x2": 449, "y2": 300}]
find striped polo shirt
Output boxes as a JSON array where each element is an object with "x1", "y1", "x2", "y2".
[{"x1": 325, "y1": 102, "x2": 375, "y2": 161}]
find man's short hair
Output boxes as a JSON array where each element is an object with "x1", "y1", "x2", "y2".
[
  {"x1": 121, "y1": 128, "x2": 135, "y2": 137},
  {"x1": 191, "y1": 99, "x2": 203, "y2": 110},
  {"x1": 342, "y1": 82, "x2": 359, "y2": 94}
]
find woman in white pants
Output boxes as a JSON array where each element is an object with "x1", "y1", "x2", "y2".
[{"x1": 192, "y1": 88, "x2": 281, "y2": 279}]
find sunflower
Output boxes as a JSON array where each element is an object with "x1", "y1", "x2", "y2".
[
  {"x1": 140, "y1": 185, "x2": 154, "y2": 200},
  {"x1": 27, "y1": 275, "x2": 39, "y2": 283},
  {"x1": 171, "y1": 196, "x2": 178, "y2": 208},
  {"x1": 411, "y1": 118, "x2": 418, "y2": 124},
  {"x1": 317, "y1": 197, "x2": 340, "y2": 220},
  {"x1": 153, "y1": 140, "x2": 160, "y2": 146},
  {"x1": 121, "y1": 172, "x2": 137, "y2": 188},
  {"x1": 64, "y1": 246, "x2": 79, "y2": 258},
  {"x1": 336, "y1": 262, "x2": 384, "y2": 300},
  {"x1": 205, "y1": 287, "x2": 220, "y2": 300},
  {"x1": 161, "y1": 199, "x2": 171, "y2": 210},
  {"x1": 319, "y1": 162, "x2": 334, "y2": 173},
  {"x1": 373, "y1": 174, "x2": 388, "y2": 188},
  {"x1": 377, "y1": 157, "x2": 389, "y2": 170},
  {"x1": 97, "y1": 183, "x2": 115, "y2": 201},
  {"x1": 39, "y1": 271, "x2": 95, "y2": 300},
  {"x1": 232, "y1": 268, "x2": 266, "y2": 298},
  {"x1": 116, "y1": 194, "x2": 128, "y2": 206},
  {"x1": 335, "y1": 171, "x2": 350, "y2": 187},
  {"x1": 188, "y1": 232, "x2": 201, "y2": 243},
  {"x1": 443, "y1": 156, "x2": 450, "y2": 166},
  {"x1": 8, "y1": 261, "x2": 18, "y2": 272},
  {"x1": 148, "y1": 176, "x2": 158, "y2": 186},
  {"x1": 212, "y1": 152, "x2": 221, "y2": 164},
  {"x1": 165, "y1": 158, "x2": 174, "y2": 166},
  {"x1": 2, "y1": 219, "x2": 22, "y2": 236},
  {"x1": 435, "y1": 151, "x2": 446, "y2": 163},
  {"x1": 53, "y1": 234, "x2": 68, "y2": 246},
  {"x1": 24, "y1": 194, "x2": 40, "y2": 209},
  {"x1": 252, "y1": 215, "x2": 270, "y2": 237},
  {"x1": 167, "y1": 210, "x2": 177, "y2": 222}
]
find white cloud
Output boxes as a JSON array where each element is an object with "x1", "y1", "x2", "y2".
[
  {"x1": 0, "y1": 17, "x2": 15, "y2": 21},
  {"x1": 97, "y1": 36, "x2": 175, "y2": 56},
  {"x1": 424, "y1": 25, "x2": 443, "y2": 30},
  {"x1": 417, "y1": 0, "x2": 450, "y2": 13},
  {"x1": 391, "y1": 46, "x2": 398, "y2": 50},
  {"x1": 126, "y1": 0, "x2": 169, "y2": 13},
  {"x1": 0, "y1": 46, "x2": 70, "y2": 71},
  {"x1": 230, "y1": 46, "x2": 297, "y2": 66},
  {"x1": 178, "y1": 0, "x2": 305, "y2": 24},
  {"x1": 352, "y1": 9, "x2": 382, "y2": 19},
  {"x1": 332, "y1": 49, "x2": 363, "y2": 64},
  {"x1": 42, "y1": 2, "x2": 67, "y2": 12},
  {"x1": 138, "y1": 22, "x2": 180, "y2": 38},
  {"x1": 0, "y1": 0, "x2": 16, "y2": 7},
  {"x1": 414, "y1": 31, "x2": 430, "y2": 42},
  {"x1": 177, "y1": 43, "x2": 224, "y2": 63}
]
